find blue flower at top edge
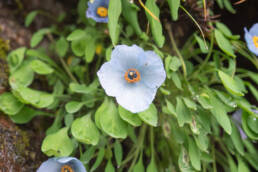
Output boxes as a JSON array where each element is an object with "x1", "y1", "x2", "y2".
[
  {"x1": 97, "y1": 44, "x2": 166, "y2": 113},
  {"x1": 37, "y1": 157, "x2": 86, "y2": 172},
  {"x1": 86, "y1": 0, "x2": 109, "y2": 23},
  {"x1": 244, "y1": 23, "x2": 258, "y2": 56}
]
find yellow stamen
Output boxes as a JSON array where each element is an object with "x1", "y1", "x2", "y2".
[
  {"x1": 124, "y1": 69, "x2": 141, "y2": 83},
  {"x1": 252, "y1": 36, "x2": 258, "y2": 48},
  {"x1": 97, "y1": 7, "x2": 108, "y2": 17},
  {"x1": 61, "y1": 165, "x2": 74, "y2": 172},
  {"x1": 95, "y1": 44, "x2": 102, "y2": 55}
]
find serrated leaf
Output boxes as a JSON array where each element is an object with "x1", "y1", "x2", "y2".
[
  {"x1": 71, "y1": 114, "x2": 100, "y2": 145},
  {"x1": 138, "y1": 104, "x2": 158, "y2": 127}
]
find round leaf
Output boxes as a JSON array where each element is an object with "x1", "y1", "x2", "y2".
[
  {"x1": 138, "y1": 104, "x2": 158, "y2": 127},
  {"x1": 0, "y1": 92, "x2": 23, "y2": 115},
  {"x1": 118, "y1": 105, "x2": 142, "y2": 127}
]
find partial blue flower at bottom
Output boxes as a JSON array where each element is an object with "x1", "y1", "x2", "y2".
[
  {"x1": 244, "y1": 23, "x2": 258, "y2": 56},
  {"x1": 86, "y1": 0, "x2": 109, "y2": 23},
  {"x1": 37, "y1": 157, "x2": 86, "y2": 172},
  {"x1": 97, "y1": 44, "x2": 166, "y2": 113}
]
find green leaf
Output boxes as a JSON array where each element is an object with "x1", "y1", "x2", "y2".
[
  {"x1": 25, "y1": 11, "x2": 38, "y2": 27},
  {"x1": 176, "y1": 97, "x2": 192, "y2": 127},
  {"x1": 7, "y1": 47, "x2": 26, "y2": 73},
  {"x1": 30, "y1": 28, "x2": 50, "y2": 48},
  {"x1": 108, "y1": 0, "x2": 122, "y2": 45},
  {"x1": 71, "y1": 114, "x2": 100, "y2": 145},
  {"x1": 67, "y1": 29, "x2": 86, "y2": 41},
  {"x1": 0, "y1": 92, "x2": 23, "y2": 115},
  {"x1": 216, "y1": 22, "x2": 232, "y2": 37},
  {"x1": 133, "y1": 153, "x2": 145, "y2": 172},
  {"x1": 194, "y1": 34, "x2": 208, "y2": 53},
  {"x1": 237, "y1": 155, "x2": 250, "y2": 172},
  {"x1": 65, "y1": 101, "x2": 84, "y2": 113},
  {"x1": 80, "y1": 146, "x2": 96, "y2": 164},
  {"x1": 188, "y1": 137, "x2": 201, "y2": 171},
  {"x1": 90, "y1": 148, "x2": 105, "y2": 172},
  {"x1": 242, "y1": 110, "x2": 258, "y2": 140},
  {"x1": 121, "y1": 0, "x2": 144, "y2": 37},
  {"x1": 71, "y1": 38, "x2": 86, "y2": 56},
  {"x1": 224, "y1": 0, "x2": 236, "y2": 14},
  {"x1": 95, "y1": 98, "x2": 109, "y2": 129},
  {"x1": 114, "y1": 140, "x2": 123, "y2": 167},
  {"x1": 183, "y1": 97, "x2": 197, "y2": 110},
  {"x1": 169, "y1": 56, "x2": 182, "y2": 71},
  {"x1": 246, "y1": 82, "x2": 258, "y2": 102},
  {"x1": 165, "y1": 99, "x2": 177, "y2": 116},
  {"x1": 69, "y1": 82, "x2": 94, "y2": 94},
  {"x1": 209, "y1": 93, "x2": 232, "y2": 135},
  {"x1": 145, "y1": 0, "x2": 165, "y2": 48},
  {"x1": 99, "y1": 99, "x2": 128, "y2": 138},
  {"x1": 247, "y1": 115, "x2": 258, "y2": 134},
  {"x1": 64, "y1": 114, "x2": 74, "y2": 127},
  {"x1": 218, "y1": 70, "x2": 244, "y2": 96},
  {"x1": 178, "y1": 146, "x2": 194, "y2": 172},
  {"x1": 85, "y1": 36, "x2": 96, "y2": 63},
  {"x1": 56, "y1": 36, "x2": 69, "y2": 58},
  {"x1": 167, "y1": 0, "x2": 180, "y2": 21},
  {"x1": 197, "y1": 94, "x2": 213, "y2": 109},
  {"x1": 138, "y1": 104, "x2": 158, "y2": 127},
  {"x1": 214, "y1": 29, "x2": 236, "y2": 58},
  {"x1": 147, "y1": 156, "x2": 158, "y2": 172},
  {"x1": 230, "y1": 122, "x2": 245, "y2": 155},
  {"x1": 194, "y1": 132, "x2": 209, "y2": 152},
  {"x1": 118, "y1": 105, "x2": 142, "y2": 127},
  {"x1": 41, "y1": 127, "x2": 74, "y2": 157},
  {"x1": 10, "y1": 106, "x2": 40, "y2": 124},
  {"x1": 171, "y1": 72, "x2": 182, "y2": 90},
  {"x1": 105, "y1": 160, "x2": 115, "y2": 172},
  {"x1": 30, "y1": 60, "x2": 54, "y2": 75},
  {"x1": 9, "y1": 60, "x2": 34, "y2": 89},
  {"x1": 15, "y1": 85, "x2": 55, "y2": 108}
]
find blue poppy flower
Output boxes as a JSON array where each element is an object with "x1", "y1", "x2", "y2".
[
  {"x1": 244, "y1": 23, "x2": 258, "y2": 56},
  {"x1": 97, "y1": 44, "x2": 166, "y2": 113},
  {"x1": 86, "y1": 0, "x2": 109, "y2": 23},
  {"x1": 37, "y1": 157, "x2": 86, "y2": 172}
]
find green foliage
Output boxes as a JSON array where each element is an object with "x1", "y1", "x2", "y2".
[{"x1": 1, "y1": 0, "x2": 257, "y2": 171}]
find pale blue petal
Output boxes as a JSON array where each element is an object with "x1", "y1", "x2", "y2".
[
  {"x1": 57, "y1": 157, "x2": 86, "y2": 172},
  {"x1": 97, "y1": 61, "x2": 125, "y2": 97},
  {"x1": 244, "y1": 28, "x2": 258, "y2": 56},
  {"x1": 232, "y1": 110, "x2": 247, "y2": 139},
  {"x1": 86, "y1": 0, "x2": 109, "y2": 23},
  {"x1": 116, "y1": 82, "x2": 156, "y2": 113},
  {"x1": 140, "y1": 51, "x2": 166, "y2": 89},
  {"x1": 111, "y1": 45, "x2": 146, "y2": 70},
  {"x1": 37, "y1": 158, "x2": 61, "y2": 172},
  {"x1": 249, "y1": 23, "x2": 258, "y2": 36}
]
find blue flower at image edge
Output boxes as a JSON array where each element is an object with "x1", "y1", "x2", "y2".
[
  {"x1": 37, "y1": 157, "x2": 86, "y2": 172},
  {"x1": 244, "y1": 23, "x2": 258, "y2": 56},
  {"x1": 86, "y1": 0, "x2": 109, "y2": 23},
  {"x1": 97, "y1": 44, "x2": 166, "y2": 113}
]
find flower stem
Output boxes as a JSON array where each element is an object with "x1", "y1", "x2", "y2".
[{"x1": 165, "y1": 23, "x2": 187, "y2": 78}]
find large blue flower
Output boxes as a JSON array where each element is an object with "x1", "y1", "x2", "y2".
[
  {"x1": 244, "y1": 23, "x2": 258, "y2": 56},
  {"x1": 37, "y1": 157, "x2": 86, "y2": 172},
  {"x1": 86, "y1": 0, "x2": 109, "y2": 23},
  {"x1": 97, "y1": 44, "x2": 166, "y2": 113}
]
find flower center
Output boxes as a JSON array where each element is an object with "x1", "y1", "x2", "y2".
[
  {"x1": 61, "y1": 165, "x2": 74, "y2": 172},
  {"x1": 252, "y1": 36, "x2": 258, "y2": 48},
  {"x1": 97, "y1": 7, "x2": 108, "y2": 17},
  {"x1": 124, "y1": 69, "x2": 141, "y2": 83}
]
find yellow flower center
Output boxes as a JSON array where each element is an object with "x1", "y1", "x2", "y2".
[
  {"x1": 97, "y1": 7, "x2": 108, "y2": 17},
  {"x1": 61, "y1": 165, "x2": 74, "y2": 172},
  {"x1": 252, "y1": 36, "x2": 258, "y2": 48},
  {"x1": 124, "y1": 69, "x2": 141, "y2": 83}
]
